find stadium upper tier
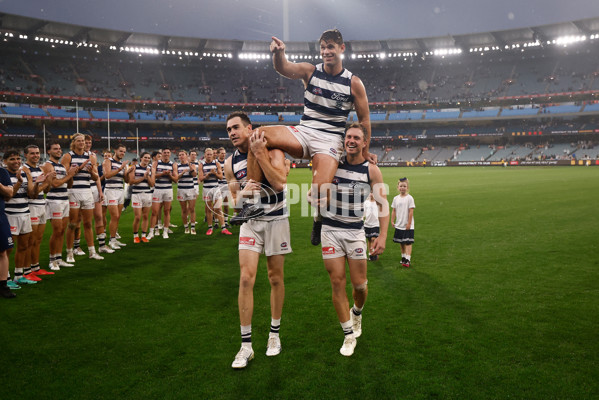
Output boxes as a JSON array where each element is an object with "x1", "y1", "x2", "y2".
[{"x1": 2, "y1": 34, "x2": 599, "y2": 106}]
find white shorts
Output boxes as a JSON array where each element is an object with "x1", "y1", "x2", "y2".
[
  {"x1": 7, "y1": 213, "x2": 33, "y2": 236},
  {"x1": 69, "y1": 190, "x2": 95, "y2": 210},
  {"x1": 29, "y1": 204, "x2": 47, "y2": 225},
  {"x1": 152, "y1": 188, "x2": 173, "y2": 203},
  {"x1": 285, "y1": 125, "x2": 344, "y2": 161},
  {"x1": 321, "y1": 228, "x2": 367, "y2": 260},
  {"x1": 132, "y1": 193, "x2": 153, "y2": 209},
  {"x1": 203, "y1": 186, "x2": 222, "y2": 202},
  {"x1": 91, "y1": 184, "x2": 101, "y2": 203},
  {"x1": 177, "y1": 188, "x2": 197, "y2": 202},
  {"x1": 46, "y1": 200, "x2": 70, "y2": 220},
  {"x1": 219, "y1": 184, "x2": 229, "y2": 198},
  {"x1": 238, "y1": 218, "x2": 292, "y2": 257},
  {"x1": 103, "y1": 188, "x2": 125, "y2": 206},
  {"x1": 194, "y1": 184, "x2": 200, "y2": 195}
]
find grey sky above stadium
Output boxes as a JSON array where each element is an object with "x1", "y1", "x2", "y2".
[{"x1": 1, "y1": 0, "x2": 599, "y2": 42}]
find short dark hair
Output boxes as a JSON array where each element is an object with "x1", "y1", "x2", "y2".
[
  {"x1": 3, "y1": 149, "x2": 20, "y2": 160},
  {"x1": 48, "y1": 141, "x2": 61, "y2": 150},
  {"x1": 24, "y1": 144, "x2": 39, "y2": 154},
  {"x1": 320, "y1": 29, "x2": 343, "y2": 45},
  {"x1": 150, "y1": 151, "x2": 161, "y2": 159},
  {"x1": 226, "y1": 111, "x2": 251, "y2": 126},
  {"x1": 114, "y1": 143, "x2": 126, "y2": 151},
  {"x1": 140, "y1": 152, "x2": 150, "y2": 158}
]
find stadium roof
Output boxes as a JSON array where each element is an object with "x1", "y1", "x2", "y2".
[{"x1": 1, "y1": 12, "x2": 599, "y2": 56}]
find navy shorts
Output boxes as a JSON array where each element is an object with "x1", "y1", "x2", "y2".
[
  {"x1": 0, "y1": 213, "x2": 14, "y2": 251},
  {"x1": 393, "y1": 228, "x2": 414, "y2": 244},
  {"x1": 364, "y1": 226, "x2": 379, "y2": 238}
]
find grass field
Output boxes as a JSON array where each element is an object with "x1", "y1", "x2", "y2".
[{"x1": 2, "y1": 166, "x2": 598, "y2": 399}]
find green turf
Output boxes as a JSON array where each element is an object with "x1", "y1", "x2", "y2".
[{"x1": 1, "y1": 167, "x2": 598, "y2": 399}]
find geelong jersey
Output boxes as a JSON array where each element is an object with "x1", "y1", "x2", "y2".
[
  {"x1": 301, "y1": 63, "x2": 354, "y2": 136},
  {"x1": 202, "y1": 161, "x2": 219, "y2": 190},
  {"x1": 231, "y1": 149, "x2": 287, "y2": 220},
  {"x1": 322, "y1": 157, "x2": 370, "y2": 230},
  {"x1": 155, "y1": 160, "x2": 174, "y2": 190},
  {"x1": 5, "y1": 171, "x2": 30, "y2": 215},
  {"x1": 191, "y1": 160, "x2": 200, "y2": 186},
  {"x1": 68, "y1": 150, "x2": 92, "y2": 192},
  {"x1": 46, "y1": 161, "x2": 68, "y2": 202},
  {"x1": 105, "y1": 158, "x2": 125, "y2": 190},
  {"x1": 177, "y1": 163, "x2": 195, "y2": 190},
  {"x1": 217, "y1": 159, "x2": 227, "y2": 186},
  {"x1": 26, "y1": 164, "x2": 45, "y2": 206},
  {"x1": 131, "y1": 165, "x2": 152, "y2": 194}
]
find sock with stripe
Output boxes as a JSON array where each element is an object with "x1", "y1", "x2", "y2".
[
  {"x1": 241, "y1": 324, "x2": 252, "y2": 349},
  {"x1": 270, "y1": 318, "x2": 281, "y2": 337},
  {"x1": 341, "y1": 320, "x2": 353, "y2": 336}
]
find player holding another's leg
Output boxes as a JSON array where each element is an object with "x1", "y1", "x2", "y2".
[
  {"x1": 233, "y1": 30, "x2": 375, "y2": 250},
  {"x1": 314, "y1": 124, "x2": 388, "y2": 356},
  {"x1": 225, "y1": 112, "x2": 291, "y2": 369}
]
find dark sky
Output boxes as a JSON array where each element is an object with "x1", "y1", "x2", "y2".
[{"x1": 1, "y1": 0, "x2": 599, "y2": 41}]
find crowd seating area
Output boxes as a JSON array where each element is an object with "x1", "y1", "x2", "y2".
[{"x1": 3, "y1": 39, "x2": 599, "y2": 105}]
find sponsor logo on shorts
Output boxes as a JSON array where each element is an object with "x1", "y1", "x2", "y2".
[
  {"x1": 322, "y1": 246, "x2": 335, "y2": 255},
  {"x1": 289, "y1": 126, "x2": 299, "y2": 133},
  {"x1": 239, "y1": 237, "x2": 255, "y2": 246},
  {"x1": 31, "y1": 217, "x2": 40, "y2": 223},
  {"x1": 10, "y1": 226, "x2": 17, "y2": 234},
  {"x1": 132, "y1": 202, "x2": 141, "y2": 207},
  {"x1": 52, "y1": 212, "x2": 62, "y2": 218},
  {"x1": 177, "y1": 195, "x2": 183, "y2": 200},
  {"x1": 355, "y1": 248, "x2": 364, "y2": 254},
  {"x1": 69, "y1": 201, "x2": 78, "y2": 207},
  {"x1": 152, "y1": 197, "x2": 159, "y2": 202},
  {"x1": 109, "y1": 200, "x2": 118, "y2": 205},
  {"x1": 280, "y1": 242, "x2": 287, "y2": 248}
]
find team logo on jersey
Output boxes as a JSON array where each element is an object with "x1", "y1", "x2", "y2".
[
  {"x1": 313, "y1": 87, "x2": 323, "y2": 96},
  {"x1": 322, "y1": 246, "x2": 335, "y2": 255},
  {"x1": 239, "y1": 237, "x2": 255, "y2": 246},
  {"x1": 236, "y1": 170, "x2": 247, "y2": 180},
  {"x1": 332, "y1": 177, "x2": 340, "y2": 184}
]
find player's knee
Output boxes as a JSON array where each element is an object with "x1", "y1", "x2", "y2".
[
  {"x1": 353, "y1": 280, "x2": 368, "y2": 292},
  {"x1": 267, "y1": 271, "x2": 283, "y2": 287},
  {"x1": 67, "y1": 222, "x2": 77, "y2": 230}
]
